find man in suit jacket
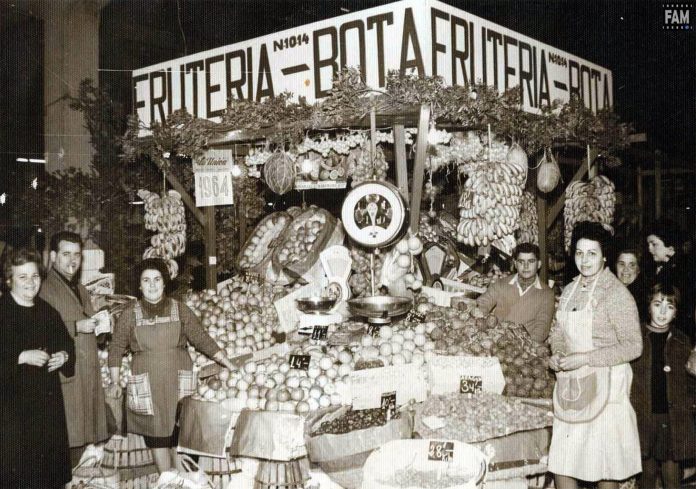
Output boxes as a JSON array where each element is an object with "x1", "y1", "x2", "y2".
[
  {"x1": 475, "y1": 243, "x2": 555, "y2": 343},
  {"x1": 39, "y1": 231, "x2": 108, "y2": 466}
]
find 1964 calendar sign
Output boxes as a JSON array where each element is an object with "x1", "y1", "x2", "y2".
[{"x1": 193, "y1": 149, "x2": 234, "y2": 207}]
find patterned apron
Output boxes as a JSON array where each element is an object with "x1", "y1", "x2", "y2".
[
  {"x1": 126, "y1": 301, "x2": 195, "y2": 437},
  {"x1": 548, "y1": 277, "x2": 642, "y2": 481}
]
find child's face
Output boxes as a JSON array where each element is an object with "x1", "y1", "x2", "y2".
[{"x1": 649, "y1": 294, "x2": 677, "y2": 331}]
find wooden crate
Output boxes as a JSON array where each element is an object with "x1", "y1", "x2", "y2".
[
  {"x1": 102, "y1": 434, "x2": 158, "y2": 487},
  {"x1": 197, "y1": 454, "x2": 244, "y2": 489}
]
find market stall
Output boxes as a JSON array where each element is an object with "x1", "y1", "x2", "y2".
[{"x1": 93, "y1": 2, "x2": 640, "y2": 488}]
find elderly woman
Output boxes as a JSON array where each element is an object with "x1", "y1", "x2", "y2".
[
  {"x1": 0, "y1": 248, "x2": 75, "y2": 489},
  {"x1": 614, "y1": 246, "x2": 646, "y2": 321},
  {"x1": 108, "y1": 258, "x2": 235, "y2": 473},
  {"x1": 548, "y1": 222, "x2": 643, "y2": 489}
]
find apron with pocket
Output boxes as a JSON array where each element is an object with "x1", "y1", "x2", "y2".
[
  {"x1": 548, "y1": 273, "x2": 642, "y2": 481},
  {"x1": 126, "y1": 300, "x2": 194, "y2": 436}
]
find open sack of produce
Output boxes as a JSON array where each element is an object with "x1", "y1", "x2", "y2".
[
  {"x1": 304, "y1": 405, "x2": 414, "y2": 489},
  {"x1": 361, "y1": 439, "x2": 487, "y2": 489},
  {"x1": 271, "y1": 206, "x2": 344, "y2": 282},
  {"x1": 237, "y1": 211, "x2": 293, "y2": 279},
  {"x1": 414, "y1": 392, "x2": 553, "y2": 479}
]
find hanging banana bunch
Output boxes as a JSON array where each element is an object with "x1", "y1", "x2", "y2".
[
  {"x1": 563, "y1": 175, "x2": 616, "y2": 251},
  {"x1": 138, "y1": 189, "x2": 186, "y2": 278},
  {"x1": 456, "y1": 142, "x2": 527, "y2": 246}
]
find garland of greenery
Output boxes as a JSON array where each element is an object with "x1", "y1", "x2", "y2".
[{"x1": 122, "y1": 68, "x2": 632, "y2": 168}]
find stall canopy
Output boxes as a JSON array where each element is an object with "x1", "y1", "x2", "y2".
[{"x1": 132, "y1": 0, "x2": 613, "y2": 131}]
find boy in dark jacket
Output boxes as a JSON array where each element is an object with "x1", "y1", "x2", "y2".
[{"x1": 630, "y1": 282, "x2": 696, "y2": 489}]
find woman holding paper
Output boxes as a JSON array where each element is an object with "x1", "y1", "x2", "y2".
[
  {"x1": 108, "y1": 258, "x2": 235, "y2": 473},
  {"x1": 547, "y1": 221, "x2": 643, "y2": 489},
  {"x1": 0, "y1": 248, "x2": 74, "y2": 489}
]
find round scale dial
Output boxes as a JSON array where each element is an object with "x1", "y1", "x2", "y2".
[{"x1": 341, "y1": 181, "x2": 407, "y2": 248}]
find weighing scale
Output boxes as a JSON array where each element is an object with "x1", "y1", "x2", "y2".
[
  {"x1": 295, "y1": 245, "x2": 352, "y2": 329},
  {"x1": 340, "y1": 181, "x2": 412, "y2": 324}
]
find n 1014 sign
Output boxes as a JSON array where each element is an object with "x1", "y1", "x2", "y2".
[{"x1": 193, "y1": 149, "x2": 234, "y2": 207}]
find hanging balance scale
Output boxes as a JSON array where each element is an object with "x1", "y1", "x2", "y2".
[{"x1": 341, "y1": 181, "x2": 412, "y2": 324}]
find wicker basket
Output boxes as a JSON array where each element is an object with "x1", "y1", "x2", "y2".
[
  {"x1": 254, "y1": 458, "x2": 310, "y2": 489},
  {"x1": 102, "y1": 434, "x2": 157, "y2": 487},
  {"x1": 197, "y1": 454, "x2": 245, "y2": 489}
]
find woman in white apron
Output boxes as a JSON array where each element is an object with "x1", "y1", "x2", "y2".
[{"x1": 548, "y1": 221, "x2": 643, "y2": 489}]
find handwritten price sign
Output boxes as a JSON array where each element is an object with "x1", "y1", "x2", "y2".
[
  {"x1": 311, "y1": 326, "x2": 329, "y2": 341},
  {"x1": 460, "y1": 375, "x2": 483, "y2": 394},
  {"x1": 428, "y1": 441, "x2": 454, "y2": 462},
  {"x1": 288, "y1": 354, "x2": 311, "y2": 370}
]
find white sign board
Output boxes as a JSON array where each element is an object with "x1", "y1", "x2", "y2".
[
  {"x1": 133, "y1": 0, "x2": 613, "y2": 130},
  {"x1": 428, "y1": 355, "x2": 505, "y2": 395},
  {"x1": 349, "y1": 363, "x2": 428, "y2": 410},
  {"x1": 192, "y1": 149, "x2": 234, "y2": 207}
]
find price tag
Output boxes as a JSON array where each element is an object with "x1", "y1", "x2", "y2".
[
  {"x1": 243, "y1": 272, "x2": 261, "y2": 285},
  {"x1": 366, "y1": 324, "x2": 382, "y2": 337},
  {"x1": 460, "y1": 375, "x2": 483, "y2": 394},
  {"x1": 406, "y1": 310, "x2": 426, "y2": 323},
  {"x1": 288, "y1": 354, "x2": 311, "y2": 370},
  {"x1": 380, "y1": 391, "x2": 397, "y2": 420},
  {"x1": 311, "y1": 325, "x2": 329, "y2": 341},
  {"x1": 428, "y1": 441, "x2": 454, "y2": 462},
  {"x1": 193, "y1": 149, "x2": 234, "y2": 207}
]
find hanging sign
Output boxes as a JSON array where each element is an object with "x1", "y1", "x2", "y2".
[
  {"x1": 192, "y1": 149, "x2": 234, "y2": 207},
  {"x1": 133, "y1": 0, "x2": 613, "y2": 132}
]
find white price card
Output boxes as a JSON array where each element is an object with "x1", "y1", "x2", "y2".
[
  {"x1": 428, "y1": 355, "x2": 505, "y2": 395},
  {"x1": 349, "y1": 364, "x2": 428, "y2": 410},
  {"x1": 193, "y1": 149, "x2": 234, "y2": 207}
]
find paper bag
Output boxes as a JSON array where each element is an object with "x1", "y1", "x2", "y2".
[
  {"x1": 178, "y1": 398, "x2": 239, "y2": 458},
  {"x1": 230, "y1": 410, "x2": 307, "y2": 461}
]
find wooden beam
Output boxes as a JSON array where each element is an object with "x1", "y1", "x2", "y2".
[
  {"x1": 393, "y1": 124, "x2": 408, "y2": 200},
  {"x1": 638, "y1": 168, "x2": 696, "y2": 176},
  {"x1": 537, "y1": 193, "x2": 548, "y2": 283},
  {"x1": 165, "y1": 172, "x2": 205, "y2": 226},
  {"x1": 204, "y1": 206, "x2": 217, "y2": 290},
  {"x1": 409, "y1": 104, "x2": 430, "y2": 233}
]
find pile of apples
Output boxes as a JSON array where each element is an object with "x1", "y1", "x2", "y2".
[
  {"x1": 184, "y1": 278, "x2": 283, "y2": 366},
  {"x1": 192, "y1": 346, "x2": 357, "y2": 414},
  {"x1": 352, "y1": 320, "x2": 437, "y2": 368},
  {"x1": 274, "y1": 212, "x2": 327, "y2": 267}
]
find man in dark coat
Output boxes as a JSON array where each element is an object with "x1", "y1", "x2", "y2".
[{"x1": 39, "y1": 231, "x2": 108, "y2": 466}]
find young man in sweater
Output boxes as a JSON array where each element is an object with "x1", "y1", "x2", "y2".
[{"x1": 475, "y1": 243, "x2": 555, "y2": 343}]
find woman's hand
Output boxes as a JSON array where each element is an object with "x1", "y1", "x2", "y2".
[
  {"x1": 18, "y1": 349, "x2": 49, "y2": 367},
  {"x1": 106, "y1": 384, "x2": 122, "y2": 398},
  {"x1": 47, "y1": 351, "x2": 68, "y2": 372},
  {"x1": 558, "y1": 352, "x2": 590, "y2": 371},
  {"x1": 549, "y1": 354, "x2": 563, "y2": 371}
]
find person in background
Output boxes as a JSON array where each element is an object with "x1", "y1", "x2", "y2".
[
  {"x1": 614, "y1": 246, "x2": 646, "y2": 321},
  {"x1": 475, "y1": 242, "x2": 555, "y2": 342},
  {"x1": 645, "y1": 219, "x2": 694, "y2": 343},
  {"x1": 108, "y1": 258, "x2": 236, "y2": 473},
  {"x1": 0, "y1": 248, "x2": 75, "y2": 489},
  {"x1": 39, "y1": 231, "x2": 108, "y2": 466},
  {"x1": 548, "y1": 221, "x2": 642, "y2": 489},
  {"x1": 630, "y1": 282, "x2": 696, "y2": 489}
]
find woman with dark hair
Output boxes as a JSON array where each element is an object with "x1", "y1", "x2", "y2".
[
  {"x1": 108, "y1": 258, "x2": 235, "y2": 473},
  {"x1": 645, "y1": 219, "x2": 694, "y2": 342},
  {"x1": 548, "y1": 221, "x2": 643, "y2": 489},
  {"x1": 0, "y1": 248, "x2": 75, "y2": 489},
  {"x1": 614, "y1": 246, "x2": 646, "y2": 321}
]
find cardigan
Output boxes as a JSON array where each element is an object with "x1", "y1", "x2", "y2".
[
  {"x1": 476, "y1": 274, "x2": 555, "y2": 342},
  {"x1": 108, "y1": 298, "x2": 221, "y2": 367},
  {"x1": 548, "y1": 267, "x2": 643, "y2": 367}
]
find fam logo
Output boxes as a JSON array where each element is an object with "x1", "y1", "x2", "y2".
[{"x1": 662, "y1": 4, "x2": 692, "y2": 29}]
